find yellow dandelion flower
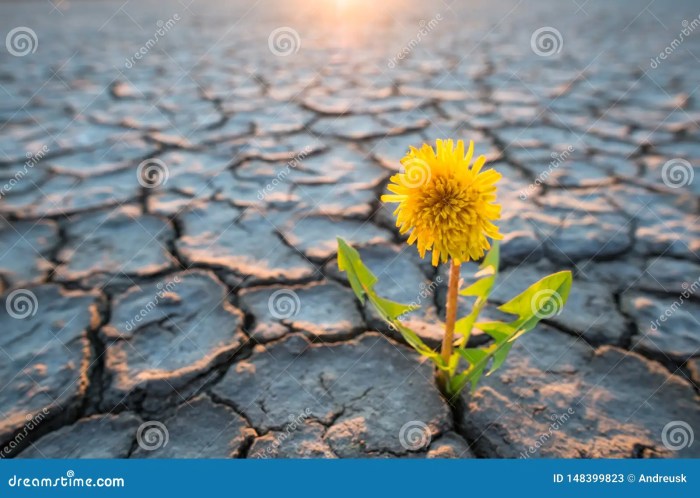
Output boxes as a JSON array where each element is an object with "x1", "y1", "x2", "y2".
[{"x1": 381, "y1": 139, "x2": 502, "y2": 266}]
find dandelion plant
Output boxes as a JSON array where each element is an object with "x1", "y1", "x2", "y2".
[{"x1": 338, "y1": 139, "x2": 572, "y2": 399}]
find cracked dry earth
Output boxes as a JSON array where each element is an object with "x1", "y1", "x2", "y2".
[{"x1": 1, "y1": 0, "x2": 699, "y2": 459}]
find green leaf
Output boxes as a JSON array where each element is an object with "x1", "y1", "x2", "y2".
[
  {"x1": 455, "y1": 313, "x2": 477, "y2": 337},
  {"x1": 337, "y1": 238, "x2": 375, "y2": 304},
  {"x1": 372, "y1": 294, "x2": 415, "y2": 321},
  {"x1": 458, "y1": 347, "x2": 490, "y2": 365},
  {"x1": 498, "y1": 270, "x2": 573, "y2": 333},
  {"x1": 459, "y1": 241, "x2": 500, "y2": 299},
  {"x1": 336, "y1": 238, "x2": 440, "y2": 362},
  {"x1": 474, "y1": 321, "x2": 516, "y2": 342},
  {"x1": 447, "y1": 351, "x2": 460, "y2": 373},
  {"x1": 489, "y1": 341, "x2": 514, "y2": 375},
  {"x1": 459, "y1": 277, "x2": 493, "y2": 297},
  {"x1": 458, "y1": 348, "x2": 491, "y2": 392},
  {"x1": 449, "y1": 373, "x2": 468, "y2": 395},
  {"x1": 454, "y1": 242, "x2": 501, "y2": 349},
  {"x1": 454, "y1": 303, "x2": 487, "y2": 351},
  {"x1": 451, "y1": 269, "x2": 573, "y2": 394},
  {"x1": 397, "y1": 322, "x2": 442, "y2": 362},
  {"x1": 481, "y1": 239, "x2": 501, "y2": 275},
  {"x1": 472, "y1": 321, "x2": 516, "y2": 375}
]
